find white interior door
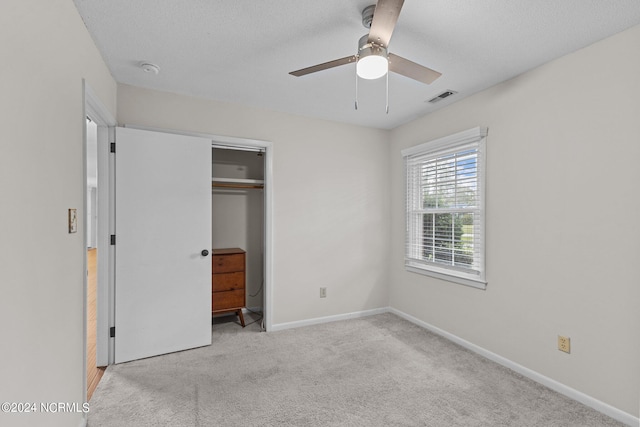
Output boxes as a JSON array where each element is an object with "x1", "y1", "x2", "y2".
[{"x1": 114, "y1": 127, "x2": 211, "y2": 363}]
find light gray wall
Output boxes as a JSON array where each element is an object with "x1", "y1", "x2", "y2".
[
  {"x1": 0, "y1": 1, "x2": 117, "y2": 426},
  {"x1": 389, "y1": 24, "x2": 640, "y2": 417},
  {"x1": 117, "y1": 84, "x2": 391, "y2": 325}
]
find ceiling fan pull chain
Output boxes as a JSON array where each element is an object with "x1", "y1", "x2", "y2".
[
  {"x1": 385, "y1": 69, "x2": 389, "y2": 114},
  {"x1": 355, "y1": 63, "x2": 359, "y2": 110}
]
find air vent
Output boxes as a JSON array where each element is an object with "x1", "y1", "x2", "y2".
[{"x1": 428, "y1": 90, "x2": 457, "y2": 103}]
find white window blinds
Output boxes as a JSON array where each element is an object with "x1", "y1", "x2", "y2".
[{"x1": 402, "y1": 127, "x2": 487, "y2": 288}]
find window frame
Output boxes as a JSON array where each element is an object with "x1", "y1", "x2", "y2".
[{"x1": 402, "y1": 127, "x2": 487, "y2": 289}]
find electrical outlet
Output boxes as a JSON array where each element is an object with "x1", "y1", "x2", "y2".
[
  {"x1": 320, "y1": 287, "x2": 327, "y2": 298},
  {"x1": 558, "y1": 335, "x2": 571, "y2": 353}
]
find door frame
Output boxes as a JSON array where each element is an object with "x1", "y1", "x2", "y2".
[
  {"x1": 122, "y1": 124, "x2": 274, "y2": 331},
  {"x1": 83, "y1": 81, "x2": 117, "y2": 376}
]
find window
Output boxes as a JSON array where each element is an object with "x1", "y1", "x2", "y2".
[{"x1": 403, "y1": 127, "x2": 487, "y2": 289}]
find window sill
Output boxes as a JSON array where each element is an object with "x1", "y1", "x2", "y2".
[{"x1": 405, "y1": 265, "x2": 487, "y2": 290}]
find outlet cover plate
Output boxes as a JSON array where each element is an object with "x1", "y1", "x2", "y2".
[{"x1": 558, "y1": 335, "x2": 571, "y2": 353}]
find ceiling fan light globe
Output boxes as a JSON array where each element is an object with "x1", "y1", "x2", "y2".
[{"x1": 357, "y1": 54, "x2": 388, "y2": 79}]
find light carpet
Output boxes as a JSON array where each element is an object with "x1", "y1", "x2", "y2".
[{"x1": 88, "y1": 312, "x2": 625, "y2": 426}]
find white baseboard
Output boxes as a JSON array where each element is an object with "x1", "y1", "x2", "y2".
[
  {"x1": 388, "y1": 307, "x2": 639, "y2": 427},
  {"x1": 270, "y1": 307, "x2": 389, "y2": 332}
]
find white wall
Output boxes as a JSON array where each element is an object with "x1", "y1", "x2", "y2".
[
  {"x1": 0, "y1": 1, "x2": 116, "y2": 426},
  {"x1": 117, "y1": 84, "x2": 391, "y2": 325},
  {"x1": 212, "y1": 188, "x2": 264, "y2": 308},
  {"x1": 86, "y1": 119, "x2": 98, "y2": 248},
  {"x1": 390, "y1": 24, "x2": 640, "y2": 417}
]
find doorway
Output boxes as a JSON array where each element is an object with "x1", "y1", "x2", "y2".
[
  {"x1": 83, "y1": 82, "x2": 116, "y2": 407},
  {"x1": 212, "y1": 146, "x2": 266, "y2": 329},
  {"x1": 85, "y1": 116, "x2": 104, "y2": 400}
]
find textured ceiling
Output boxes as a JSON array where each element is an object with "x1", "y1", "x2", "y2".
[{"x1": 74, "y1": 0, "x2": 640, "y2": 129}]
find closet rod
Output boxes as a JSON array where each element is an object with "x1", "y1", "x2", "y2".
[{"x1": 212, "y1": 182, "x2": 264, "y2": 189}]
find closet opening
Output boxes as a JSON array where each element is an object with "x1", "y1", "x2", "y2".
[{"x1": 211, "y1": 145, "x2": 265, "y2": 331}]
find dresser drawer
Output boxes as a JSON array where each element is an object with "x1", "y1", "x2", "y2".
[
  {"x1": 212, "y1": 271, "x2": 244, "y2": 292},
  {"x1": 212, "y1": 253, "x2": 244, "y2": 273},
  {"x1": 212, "y1": 289, "x2": 245, "y2": 311}
]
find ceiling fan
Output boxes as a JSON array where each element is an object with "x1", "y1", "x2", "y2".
[{"x1": 289, "y1": 0, "x2": 441, "y2": 91}]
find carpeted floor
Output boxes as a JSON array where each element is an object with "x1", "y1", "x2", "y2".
[{"x1": 88, "y1": 312, "x2": 625, "y2": 426}]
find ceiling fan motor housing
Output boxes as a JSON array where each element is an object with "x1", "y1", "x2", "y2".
[
  {"x1": 358, "y1": 34, "x2": 388, "y2": 58},
  {"x1": 362, "y1": 4, "x2": 376, "y2": 28}
]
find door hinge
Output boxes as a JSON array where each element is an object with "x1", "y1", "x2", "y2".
[
  {"x1": 109, "y1": 327, "x2": 115, "y2": 338},
  {"x1": 110, "y1": 142, "x2": 116, "y2": 153},
  {"x1": 110, "y1": 235, "x2": 116, "y2": 245}
]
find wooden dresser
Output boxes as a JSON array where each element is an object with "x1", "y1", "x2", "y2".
[{"x1": 211, "y1": 248, "x2": 246, "y2": 327}]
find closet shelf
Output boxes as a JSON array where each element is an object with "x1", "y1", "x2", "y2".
[{"x1": 212, "y1": 177, "x2": 264, "y2": 189}]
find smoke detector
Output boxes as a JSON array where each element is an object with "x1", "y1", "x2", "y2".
[{"x1": 140, "y1": 62, "x2": 160, "y2": 75}]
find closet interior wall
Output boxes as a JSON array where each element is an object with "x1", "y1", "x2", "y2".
[{"x1": 211, "y1": 148, "x2": 265, "y2": 313}]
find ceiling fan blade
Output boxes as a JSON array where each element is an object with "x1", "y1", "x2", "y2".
[
  {"x1": 388, "y1": 53, "x2": 441, "y2": 84},
  {"x1": 289, "y1": 55, "x2": 357, "y2": 77},
  {"x1": 368, "y1": 0, "x2": 405, "y2": 47}
]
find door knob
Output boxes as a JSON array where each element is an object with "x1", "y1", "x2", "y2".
[{"x1": 201, "y1": 249, "x2": 209, "y2": 256}]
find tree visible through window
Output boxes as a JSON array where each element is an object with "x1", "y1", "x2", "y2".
[{"x1": 403, "y1": 128, "x2": 487, "y2": 288}]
